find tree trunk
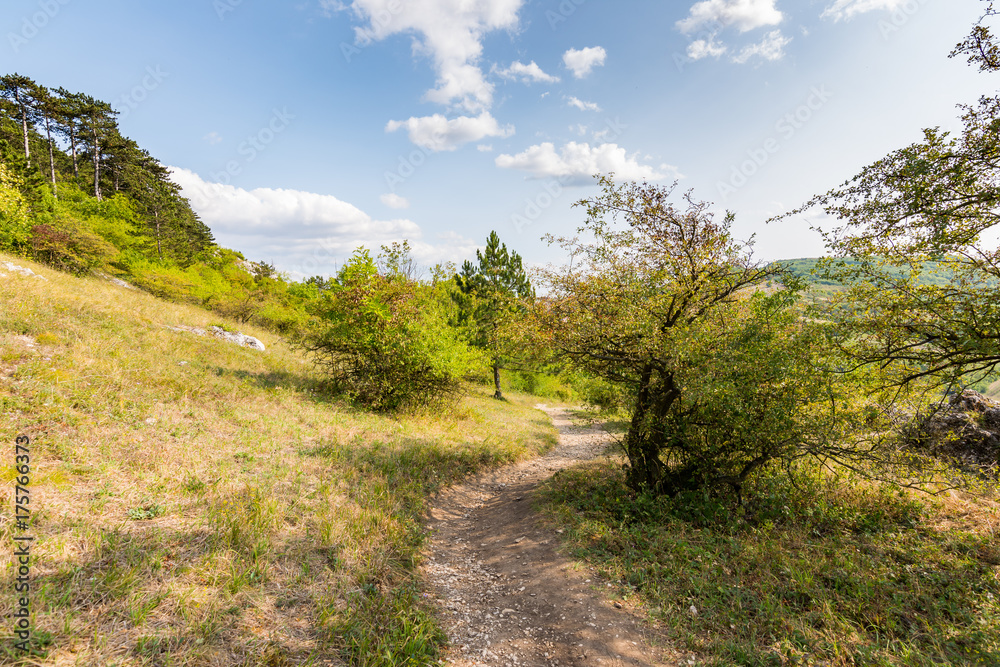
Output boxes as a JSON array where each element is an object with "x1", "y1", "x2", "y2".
[
  {"x1": 155, "y1": 209, "x2": 162, "y2": 259},
  {"x1": 69, "y1": 123, "x2": 79, "y2": 179},
  {"x1": 91, "y1": 125, "x2": 101, "y2": 201},
  {"x1": 624, "y1": 364, "x2": 667, "y2": 492},
  {"x1": 15, "y1": 88, "x2": 30, "y2": 168},
  {"x1": 492, "y1": 363, "x2": 503, "y2": 400},
  {"x1": 44, "y1": 114, "x2": 57, "y2": 198}
]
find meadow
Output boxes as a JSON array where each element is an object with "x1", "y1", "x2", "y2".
[{"x1": 0, "y1": 252, "x2": 557, "y2": 666}]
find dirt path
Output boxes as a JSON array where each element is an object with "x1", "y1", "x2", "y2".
[{"x1": 421, "y1": 406, "x2": 684, "y2": 667}]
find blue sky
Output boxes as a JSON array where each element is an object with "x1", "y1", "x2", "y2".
[{"x1": 3, "y1": 0, "x2": 992, "y2": 278}]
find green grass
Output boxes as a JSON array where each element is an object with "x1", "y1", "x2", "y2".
[
  {"x1": 539, "y1": 459, "x2": 1000, "y2": 666},
  {"x1": 0, "y1": 252, "x2": 557, "y2": 666}
]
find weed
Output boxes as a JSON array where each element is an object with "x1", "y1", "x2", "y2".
[{"x1": 126, "y1": 504, "x2": 164, "y2": 520}]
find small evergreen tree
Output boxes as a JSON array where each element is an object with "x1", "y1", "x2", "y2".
[{"x1": 455, "y1": 231, "x2": 533, "y2": 400}]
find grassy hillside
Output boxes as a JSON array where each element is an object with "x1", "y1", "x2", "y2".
[
  {"x1": 775, "y1": 257, "x2": 990, "y2": 288},
  {"x1": 0, "y1": 253, "x2": 557, "y2": 666}
]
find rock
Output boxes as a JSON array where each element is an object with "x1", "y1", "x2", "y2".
[
  {"x1": 1, "y1": 261, "x2": 46, "y2": 281},
  {"x1": 96, "y1": 272, "x2": 136, "y2": 290},
  {"x1": 905, "y1": 389, "x2": 1000, "y2": 473},
  {"x1": 166, "y1": 324, "x2": 265, "y2": 352},
  {"x1": 207, "y1": 326, "x2": 266, "y2": 351}
]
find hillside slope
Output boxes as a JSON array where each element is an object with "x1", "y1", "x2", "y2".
[{"x1": 0, "y1": 254, "x2": 557, "y2": 666}]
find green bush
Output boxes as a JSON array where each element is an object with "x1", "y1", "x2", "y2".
[
  {"x1": 0, "y1": 162, "x2": 32, "y2": 253},
  {"x1": 300, "y1": 249, "x2": 483, "y2": 411}
]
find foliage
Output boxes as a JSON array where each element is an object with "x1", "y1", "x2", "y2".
[
  {"x1": 301, "y1": 249, "x2": 483, "y2": 411},
  {"x1": 455, "y1": 230, "x2": 534, "y2": 400},
  {"x1": 0, "y1": 161, "x2": 31, "y2": 252},
  {"x1": 776, "y1": 4, "x2": 1000, "y2": 393},
  {"x1": 28, "y1": 211, "x2": 118, "y2": 275},
  {"x1": 537, "y1": 177, "x2": 876, "y2": 496}
]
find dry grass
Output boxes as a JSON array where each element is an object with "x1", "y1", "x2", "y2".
[{"x1": 0, "y1": 253, "x2": 557, "y2": 666}]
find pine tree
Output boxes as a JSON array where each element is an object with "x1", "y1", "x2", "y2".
[
  {"x1": 0, "y1": 74, "x2": 38, "y2": 169},
  {"x1": 455, "y1": 231, "x2": 533, "y2": 400},
  {"x1": 53, "y1": 87, "x2": 85, "y2": 180},
  {"x1": 29, "y1": 83, "x2": 60, "y2": 198}
]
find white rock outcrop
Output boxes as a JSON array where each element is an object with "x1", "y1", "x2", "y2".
[
  {"x1": 166, "y1": 325, "x2": 266, "y2": 351},
  {"x1": 1, "y1": 262, "x2": 47, "y2": 281}
]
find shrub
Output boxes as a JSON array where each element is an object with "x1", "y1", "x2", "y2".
[
  {"x1": 28, "y1": 215, "x2": 117, "y2": 275},
  {"x1": 300, "y1": 249, "x2": 483, "y2": 411},
  {"x1": 0, "y1": 162, "x2": 33, "y2": 253}
]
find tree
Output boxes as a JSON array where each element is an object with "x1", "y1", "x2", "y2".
[
  {"x1": 53, "y1": 87, "x2": 86, "y2": 180},
  {"x1": 29, "y1": 83, "x2": 61, "y2": 198},
  {"x1": 377, "y1": 240, "x2": 421, "y2": 280},
  {"x1": 0, "y1": 162, "x2": 32, "y2": 253},
  {"x1": 301, "y1": 249, "x2": 482, "y2": 411},
  {"x1": 0, "y1": 74, "x2": 37, "y2": 169},
  {"x1": 776, "y1": 2, "x2": 1000, "y2": 392},
  {"x1": 76, "y1": 94, "x2": 117, "y2": 201},
  {"x1": 536, "y1": 178, "x2": 887, "y2": 497},
  {"x1": 455, "y1": 231, "x2": 533, "y2": 399}
]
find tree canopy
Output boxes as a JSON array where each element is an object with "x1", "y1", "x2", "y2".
[
  {"x1": 776, "y1": 1, "x2": 1000, "y2": 392},
  {"x1": 534, "y1": 178, "x2": 887, "y2": 496}
]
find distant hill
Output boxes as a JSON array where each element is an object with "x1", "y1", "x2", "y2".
[{"x1": 771, "y1": 257, "x2": 988, "y2": 288}]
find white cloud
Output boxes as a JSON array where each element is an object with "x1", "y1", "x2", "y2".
[
  {"x1": 687, "y1": 38, "x2": 728, "y2": 60},
  {"x1": 477, "y1": 144, "x2": 494, "y2": 152},
  {"x1": 493, "y1": 60, "x2": 559, "y2": 84},
  {"x1": 169, "y1": 167, "x2": 427, "y2": 277},
  {"x1": 380, "y1": 193, "x2": 410, "y2": 209},
  {"x1": 343, "y1": 0, "x2": 524, "y2": 112},
  {"x1": 566, "y1": 96, "x2": 601, "y2": 112},
  {"x1": 171, "y1": 167, "x2": 417, "y2": 238},
  {"x1": 495, "y1": 142, "x2": 678, "y2": 184},
  {"x1": 203, "y1": 131, "x2": 223, "y2": 145},
  {"x1": 385, "y1": 112, "x2": 514, "y2": 152},
  {"x1": 732, "y1": 29, "x2": 791, "y2": 63},
  {"x1": 563, "y1": 46, "x2": 607, "y2": 79},
  {"x1": 821, "y1": 0, "x2": 908, "y2": 21},
  {"x1": 677, "y1": 0, "x2": 783, "y2": 34}
]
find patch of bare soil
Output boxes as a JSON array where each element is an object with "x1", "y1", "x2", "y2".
[{"x1": 422, "y1": 406, "x2": 684, "y2": 667}]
